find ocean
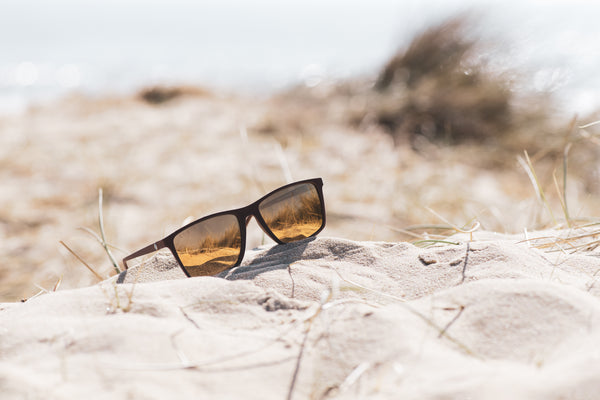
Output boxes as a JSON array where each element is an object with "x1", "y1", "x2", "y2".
[{"x1": 1, "y1": 0, "x2": 599, "y2": 115}]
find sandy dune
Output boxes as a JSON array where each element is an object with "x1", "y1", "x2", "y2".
[
  {"x1": 3, "y1": 13, "x2": 600, "y2": 398},
  {"x1": 3, "y1": 230, "x2": 600, "y2": 399}
]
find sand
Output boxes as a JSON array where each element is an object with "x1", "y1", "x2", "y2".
[
  {"x1": 1, "y1": 81, "x2": 599, "y2": 399},
  {"x1": 3, "y1": 229, "x2": 600, "y2": 399},
  {"x1": 3, "y1": 12, "x2": 600, "y2": 396}
]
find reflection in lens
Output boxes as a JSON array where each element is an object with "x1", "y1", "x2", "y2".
[
  {"x1": 173, "y1": 214, "x2": 241, "y2": 276},
  {"x1": 259, "y1": 183, "x2": 323, "y2": 243}
]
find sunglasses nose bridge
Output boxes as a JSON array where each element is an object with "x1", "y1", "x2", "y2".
[{"x1": 244, "y1": 203, "x2": 264, "y2": 226}]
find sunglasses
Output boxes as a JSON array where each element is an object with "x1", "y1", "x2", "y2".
[{"x1": 123, "y1": 178, "x2": 326, "y2": 277}]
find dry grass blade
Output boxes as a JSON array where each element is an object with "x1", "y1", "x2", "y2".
[
  {"x1": 425, "y1": 207, "x2": 480, "y2": 241},
  {"x1": 21, "y1": 290, "x2": 44, "y2": 302},
  {"x1": 556, "y1": 116, "x2": 578, "y2": 228},
  {"x1": 518, "y1": 150, "x2": 558, "y2": 227},
  {"x1": 438, "y1": 305, "x2": 465, "y2": 338},
  {"x1": 579, "y1": 120, "x2": 600, "y2": 129},
  {"x1": 52, "y1": 276, "x2": 63, "y2": 292},
  {"x1": 412, "y1": 239, "x2": 461, "y2": 247},
  {"x1": 579, "y1": 127, "x2": 600, "y2": 146},
  {"x1": 553, "y1": 169, "x2": 570, "y2": 228},
  {"x1": 562, "y1": 141, "x2": 572, "y2": 225},
  {"x1": 22, "y1": 276, "x2": 64, "y2": 302},
  {"x1": 522, "y1": 227, "x2": 600, "y2": 253},
  {"x1": 98, "y1": 188, "x2": 121, "y2": 274},
  {"x1": 60, "y1": 240, "x2": 104, "y2": 281},
  {"x1": 338, "y1": 362, "x2": 371, "y2": 393}
]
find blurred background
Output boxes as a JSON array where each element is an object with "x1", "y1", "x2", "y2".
[
  {"x1": 1, "y1": 0, "x2": 599, "y2": 114},
  {"x1": 2, "y1": 0, "x2": 600, "y2": 301}
]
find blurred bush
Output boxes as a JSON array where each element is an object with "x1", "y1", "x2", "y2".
[
  {"x1": 374, "y1": 17, "x2": 510, "y2": 144},
  {"x1": 138, "y1": 85, "x2": 210, "y2": 105},
  {"x1": 355, "y1": 15, "x2": 559, "y2": 148}
]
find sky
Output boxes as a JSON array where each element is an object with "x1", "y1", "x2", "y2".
[{"x1": 0, "y1": 0, "x2": 598, "y2": 113}]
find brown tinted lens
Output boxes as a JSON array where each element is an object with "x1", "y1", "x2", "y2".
[
  {"x1": 259, "y1": 182, "x2": 323, "y2": 243},
  {"x1": 173, "y1": 214, "x2": 242, "y2": 276}
]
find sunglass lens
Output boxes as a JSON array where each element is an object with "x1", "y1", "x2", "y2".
[
  {"x1": 173, "y1": 214, "x2": 242, "y2": 276},
  {"x1": 259, "y1": 182, "x2": 324, "y2": 243}
]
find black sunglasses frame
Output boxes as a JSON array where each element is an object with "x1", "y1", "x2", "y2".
[{"x1": 122, "y1": 177, "x2": 325, "y2": 277}]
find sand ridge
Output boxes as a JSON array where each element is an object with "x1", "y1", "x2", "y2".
[{"x1": 3, "y1": 232, "x2": 600, "y2": 399}]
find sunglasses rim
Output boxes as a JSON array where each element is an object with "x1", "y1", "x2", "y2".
[{"x1": 122, "y1": 177, "x2": 326, "y2": 278}]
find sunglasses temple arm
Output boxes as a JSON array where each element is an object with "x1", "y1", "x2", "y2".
[{"x1": 122, "y1": 239, "x2": 167, "y2": 270}]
